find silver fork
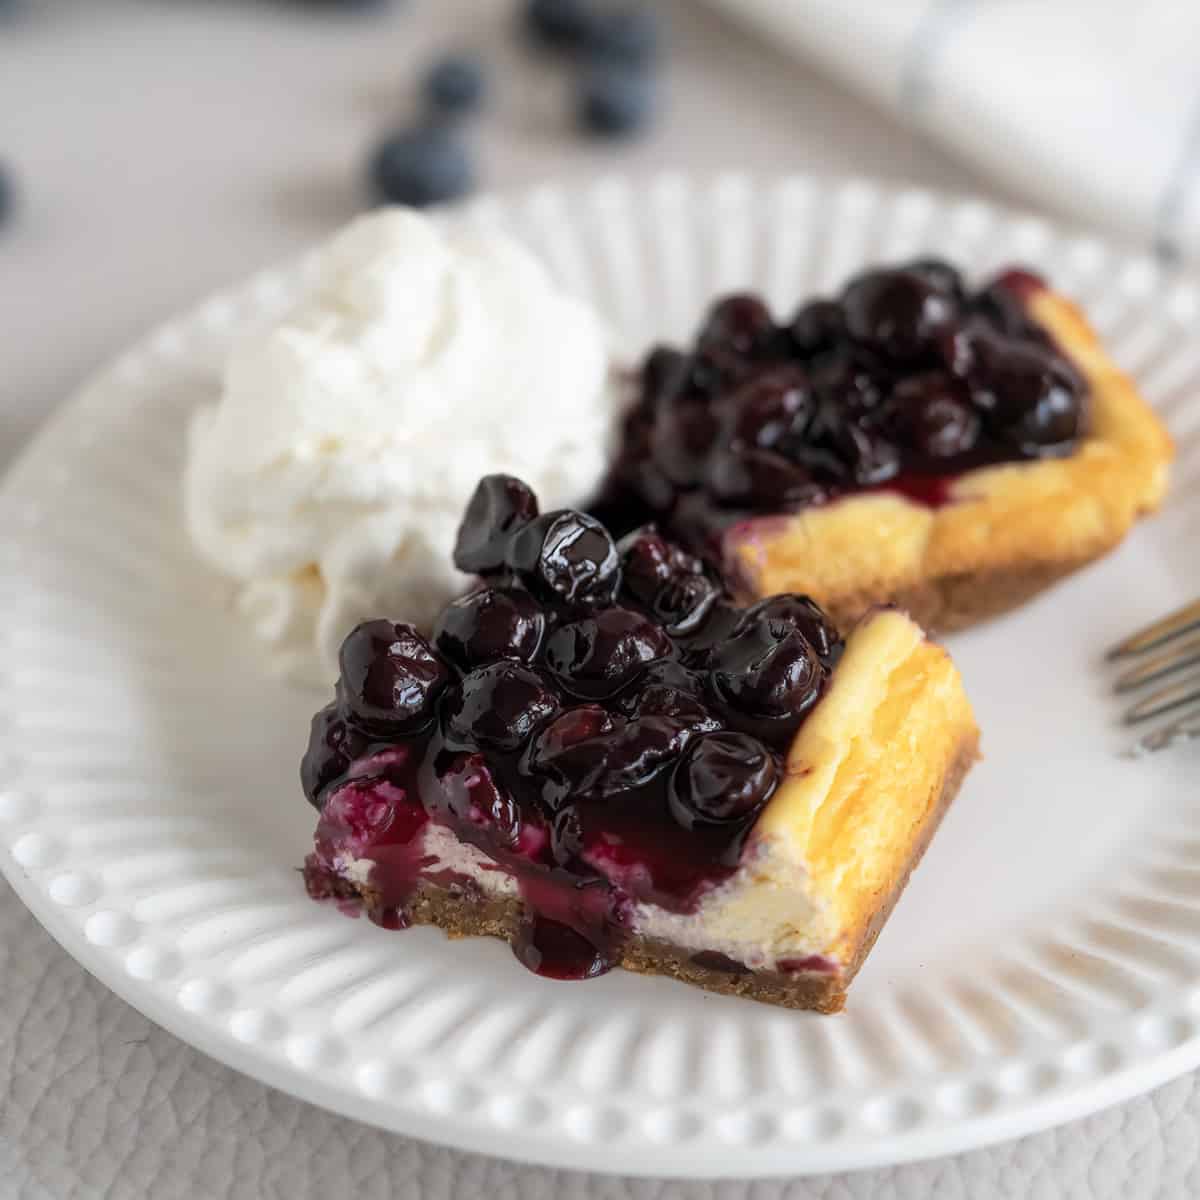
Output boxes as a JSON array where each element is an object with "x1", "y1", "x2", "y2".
[{"x1": 1109, "y1": 598, "x2": 1200, "y2": 753}]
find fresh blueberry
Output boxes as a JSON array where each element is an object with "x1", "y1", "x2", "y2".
[
  {"x1": 585, "y1": 5, "x2": 662, "y2": 66},
  {"x1": 368, "y1": 126, "x2": 473, "y2": 208},
  {"x1": 294, "y1": 0, "x2": 391, "y2": 10},
  {"x1": 424, "y1": 54, "x2": 487, "y2": 115},
  {"x1": 0, "y1": 164, "x2": 14, "y2": 227},
  {"x1": 524, "y1": 0, "x2": 598, "y2": 49},
  {"x1": 578, "y1": 65, "x2": 655, "y2": 137}
]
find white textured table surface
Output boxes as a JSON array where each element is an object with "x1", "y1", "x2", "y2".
[{"x1": 1, "y1": 2, "x2": 1196, "y2": 1196}]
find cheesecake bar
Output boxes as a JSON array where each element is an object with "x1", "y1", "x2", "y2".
[
  {"x1": 301, "y1": 475, "x2": 978, "y2": 1011},
  {"x1": 594, "y1": 262, "x2": 1173, "y2": 632}
]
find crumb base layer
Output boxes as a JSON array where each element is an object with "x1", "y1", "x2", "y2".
[{"x1": 333, "y1": 737, "x2": 979, "y2": 1013}]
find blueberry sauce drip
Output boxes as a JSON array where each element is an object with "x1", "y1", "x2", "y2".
[
  {"x1": 590, "y1": 262, "x2": 1089, "y2": 556},
  {"x1": 302, "y1": 476, "x2": 843, "y2": 980}
]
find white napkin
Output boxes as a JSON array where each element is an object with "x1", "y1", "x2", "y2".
[{"x1": 705, "y1": 0, "x2": 1200, "y2": 263}]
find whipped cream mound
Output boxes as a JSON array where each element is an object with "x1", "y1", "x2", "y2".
[{"x1": 185, "y1": 209, "x2": 619, "y2": 686}]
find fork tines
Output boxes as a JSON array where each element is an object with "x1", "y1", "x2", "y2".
[
  {"x1": 1108, "y1": 598, "x2": 1200, "y2": 660},
  {"x1": 1109, "y1": 598, "x2": 1200, "y2": 735}
]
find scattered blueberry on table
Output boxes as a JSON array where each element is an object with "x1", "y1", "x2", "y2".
[
  {"x1": 368, "y1": 127, "x2": 474, "y2": 208},
  {"x1": 292, "y1": 0, "x2": 392, "y2": 9},
  {"x1": 578, "y1": 65, "x2": 655, "y2": 137},
  {"x1": 585, "y1": 4, "x2": 661, "y2": 66},
  {"x1": 0, "y1": 164, "x2": 13, "y2": 229},
  {"x1": 359, "y1": 2, "x2": 663, "y2": 208},
  {"x1": 523, "y1": 0, "x2": 599, "y2": 51},
  {"x1": 424, "y1": 54, "x2": 488, "y2": 116}
]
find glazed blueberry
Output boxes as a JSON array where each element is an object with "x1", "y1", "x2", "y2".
[
  {"x1": 833, "y1": 423, "x2": 902, "y2": 486},
  {"x1": 736, "y1": 594, "x2": 839, "y2": 662},
  {"x1": 698, "y1": 294, "x2": 777, "y2": 359},
  {"x1": 434, "y1": 586, "x2": 545, "y2": 668},
  {"x1": 842, "y1": 267, "x2": 959, "y2": 361},
  {"x1": 960, "y1": 326, "x2": 1085, "y2": 455},
  {"x1": 587, "y1": 712, "x2": 695, "y2": 797},
  {"x1": 511, "y1": 510, "x2": 622, "y2": 607},
  {"x1": 788, "y1": 299, "x2": 844, "y2": 358},
  {"x1": 438, "y1": 753, "x2": 521, "y2": 847},
  {"x1": 708, "y1": 613, "x2": 825, "y2": 742},
  {"x1": 301, "y1": 703, "x2": 370, "y2": 808},
  {"x1": 590, "y1": 257, "x2": 1090, "y2": 551},
  {"x1": 446, "y1": 662, "x2": 560, "y2": 751},
  {"x1": 339, "y1": 621, "x2": 450, "y2": 731},
  {"x1": 524, "y1": 0, "x2": 597, "y2": 49},
  {"x1": 907, "y1": 258, "x2": 966, "y2": 301},
  {"x1": 651, "y1": 571, "x2": 721, "y2": 636},
  {"x1": 641, "y1": 346, "x2": 689, "y2": 410},
  {"x1": 424, "y1": 54, "x2": 487, "y2": 115},
  {"x1": 585, "y1": 4, "x2": 662, "y2": 66},
  {"x1": 971, "y1": 272, "x2": 1048, "y2": 341},
  {"x1": 889, "y1": 372, "x2": 981, "y2": 459},
  {"x1": 0, "y1": 164, "x2": 13, "y2": 227},
  {"x1": 530, "y1": 705, "x2": 615, "y2": 778},
  {"x1": 668, "y1": 731, "x2": 779, "y2": 829},
  {"x1": 708, "y1": 448, "x2": 826, "y2": 508},
  {"x1": 720, "y1": 366, "x2": 814, "y2": 452},
  {"x1": 454, "y1": 473, "x2": 540, "y2": 575},
  {"x1": 544, "y1": 607, "x2": 672, "y2": 698},
  {"x1": 578, "y1": 65, "x2": 655, "y2": 137},
  {"x1": 649, "y1": 401, "x2": 721, "y2": 487},
  {"x1": 617, "y1": 527, "x2": 682, "y2": 604},
  {"x1": 368, "y1": 126, "x2": 473, "y2": 208}
]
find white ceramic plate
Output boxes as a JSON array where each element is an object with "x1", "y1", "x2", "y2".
[{"x1": 2, "y1": 175, "x2": 1199, "y2": 1179}]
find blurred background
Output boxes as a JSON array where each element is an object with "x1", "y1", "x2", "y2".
[
  {"x1": 5, "y1": 6, "x2": 1200, "y2": 1195},
  {"x1": 1, "y1": 0, "x2": 1014, "y2": 477},
  {"x1": 7, "y1": 1, "x2": 1200, "y2": 481}
]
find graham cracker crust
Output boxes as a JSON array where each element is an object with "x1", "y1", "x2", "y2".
[
  {"x1": 343, "y1": 734, "x2": 979, "y2": 1014},
  {"x1": 821, "y1": 556, "x2": 1099, "y2": 636}
]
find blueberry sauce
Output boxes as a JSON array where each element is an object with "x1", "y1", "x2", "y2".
[
  {"x1": 302, "y1": 476, "x2": 844, "y2": 981},
  {"x1": 590, "y1": 262, "x2": 1089, "y2": 558}
]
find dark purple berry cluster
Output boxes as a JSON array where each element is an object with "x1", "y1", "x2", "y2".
[
  {"x1": 594, "y1": 262, "x2": 1088, "y2": 551},
  {"x1": 302, "y1": 475, "x2": 842, "y2": 929}
]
